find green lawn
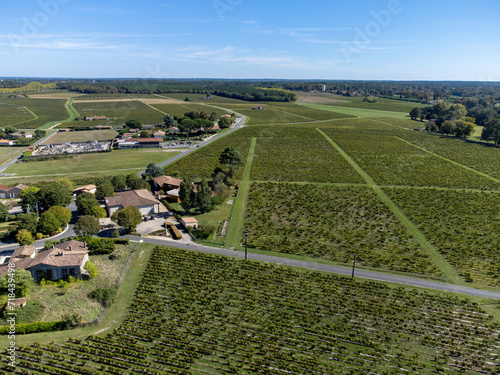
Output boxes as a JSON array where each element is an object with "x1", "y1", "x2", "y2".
[
  {"x1": 0, "y1": 146, "x2": 26, "y2": 168},
  {"x1": 299, "y1": 103, "x2": 410, "y2": 118},
  {"x1": 3, "y1": 149, "x2": 181, "y2": 177}
]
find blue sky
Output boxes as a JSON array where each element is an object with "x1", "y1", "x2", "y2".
[{"x1": 1, "y1": 0, "x2": 499, "y2": 80}]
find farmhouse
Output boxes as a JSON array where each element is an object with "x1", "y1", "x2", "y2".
[
  {"x1": 105, "y1": 189, "x2": 162, "y2": 216},
  {"x1": 153, "y1": 130, "x2": 165, "y2": 139},
  {"x1": 7, "y1": 132, "x2": 32, "y2": 139},
  {"x1": 0, "y1": 140, "x2": 14, "y2": 146},
  {"x1": 152, "y1": 175, "x2": 183, "y2": 192},
  {"x1": 0, "y1": 240, "x2": 90, "y2": 283},
  {"x1": 168, "y1": 127, "x2": 180, "y2": 133},
  {"x1": 0, "y1": 184, "x2": 28, "y2": 198}
]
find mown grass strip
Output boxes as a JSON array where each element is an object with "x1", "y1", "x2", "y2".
[
  {"x1": 224, "y1": 137, "x2": 257, "y2": 249},
  {"x1": 317, "y1": 128, "x2": 463, "y2": 285}
]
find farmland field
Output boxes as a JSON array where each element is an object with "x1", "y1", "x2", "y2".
[
  {"x1": 0, "y1": 102, "x2": 35, "y2": 126},
  {"x1": 6, "y1": 246, "x2": 499, "y2": 374},
  {"x1": 0, "y1": 98, "x2": 68, "y2": 128},
  {"x1": 250, "y1": 126, "x2": 364, "y2": 183},
  {"x1": 42, "y1": 130, "x2": 118, "y2": 144},
  {"x1": 72, "y1": 100, "x2": 164, "y2": 125},
  {"x1": 300, "y1": 103, "x2": 410, "y2": 119},
  {"x1": 3, "y1": 149, "x2": 179, "y2": 177},
  {"x1": 0, "y1": 147, "x2": 26, "y2": 168},
  {"x1": 244, "y1": 182, "x2": 437, "y2": 275},
  {"x1": 385, "y1": 187, "x2": 500, "y2": 288}
]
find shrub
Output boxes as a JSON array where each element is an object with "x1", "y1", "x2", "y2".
[
  {"x1": 84, "y1": 261, "x2": 98, "y2": 279},
  {"x1": 35, "y1": 233, "x2": 43, "y2": 240},
  {"x1": 194, "y1": 225, "x2": 215, "y2": 240},
  {"x1": 0, "y1": 321, "x2": 68, "y2": 335},
  {"x1": 167, "y1": 222, "x2": 182, "y2": 239},
  {"x1": 88, "y1": 286, "x2": 117, "y2": 307},
  {"x1": 113, "y1": 238, "x2": 129, "y2": 245}
]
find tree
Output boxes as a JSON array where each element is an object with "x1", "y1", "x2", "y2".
[
  {"x1": 89, "y1": 205, "x2": 107, "y2": 219},
  {"x1": 75, "y1": 215, "x2": 101, "y2": 236},
  {"x1": 16, "y1": 213, "x2": 38, "y2": 235},
  {"x1": 47, "y1": 205, "x2": 72, "y2": 227},
  {"x1": 219, "y1": 146, "x2": 245, "y2": 170},
  {"x1": 144, "y1": 162, "x2": 163, "y2": 178},
  {"x1": 482, "y1": 118, "x2": 500, "y2": 144},
  {"x1": 125, "y1": 119, "x2": 142, "y2": 130},
  {"x1": 16, "y1": 229, "x2": 35, "y2": 246},
  {"x1": 37, "y1": 211, "x2": 61, "y2": 235},
  {"x1": 126, "y1": 173, "x2": 149, "y2": 190},
  {"x1": 164, "y1": 114, "x2": 175, "y2": 128},
  {"x1": 447, "y1": 103, "x2": 467, "y2": 121},
  {"x1": 76, "y1": 193, "x2": 99, "y2": 215},
  {"x1": 440, "y1": 120, "x2": 456, "y2": 135},
  {"x1": 19, "y1": 185, "x2": 40, "y2": 212},
  {"x1": 195, "y1": 179, "x2": 213, "y2": 214},
  {"x1": 454, "y1": 120, "x2": 475, "y2": 138},
  {"x1": 140, "y1": 130, "x2": 151, "y2": 138},
  {"x1": 410, "y1": 107, "x2": 423, "y2": 121},
  {"x1": 95, "y1": 180, "x2": 115, "y2": 200},
  {"x1": 219, "y1": 116, "x2": 232, "y2": 128},
  {"x1": 0, "y1": 202, "x2": 8, "y2": 222},
  {"x1": 111, "y1": 175, "x2": 127, "y2": 191},
  {"x1": 111, "y1": 206, "x2": 142, "y2": 233},
  {"x1": 179, "y1": 177, "x2": 195, "y2": 213},
  {"x1": 0, "y1": 269, "x2": 33, "y2": 297},
  {"x1": 37, "y1": 182, "x2": 72, "y2": 212}
]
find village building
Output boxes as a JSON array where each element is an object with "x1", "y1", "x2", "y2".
[
  {"x1": 0, "y1": 184, "x2": 28, "y2": 198},
  {"x1": 105, "y1": 189, "x2": 163, "y2": 216},
  {"x1": 73, "y1": 184, "x2": 97, "y2": 195},
  {"x1": 181, "y1": 217, "x2": 198, "y2": 230}
]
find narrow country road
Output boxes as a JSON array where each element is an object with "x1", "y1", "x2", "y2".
[{"x1": 123, "y1": 235, "x2": 500, "y2": 301}]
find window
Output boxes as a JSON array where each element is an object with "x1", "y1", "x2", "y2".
[
  {"x1": 70, "y1": 268, "x2": 76, "y2": 277},
  {"x1": 46, "y1": 269, "x2": 53, "y2": 280},
  {"x1": 62, "y1": 269, "x2": 68, "y2": 279}
]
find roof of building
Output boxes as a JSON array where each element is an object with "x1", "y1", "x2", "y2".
[
  {"x1": 105, "y1": 189, "x2": 161, "y2": 209},
  {"x1": 125, "y1": 138, "x2": 161, "y2": 143},
  {"x1": 166, "y1": 189, "x2": 180, "y2": 197},
  {"x1": 0, "y1": 140, "x2": 13, "y2": 144},
  {"x1": 153, "y1": 175, "x2": 183, "y2": 189},
  {"x1": 73, "y1": 184, "x2": 97, "y2": 194},
  {"x1": 10, "y1": 245, "x2": 36, "y2": 262},
  {"x1": 182, "y1": 217, "x2": 198, "y2": 224}
]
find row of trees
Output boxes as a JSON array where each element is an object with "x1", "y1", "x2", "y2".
[{"x1": 16, "y1": 205, "x2": 72, "y2": 245}]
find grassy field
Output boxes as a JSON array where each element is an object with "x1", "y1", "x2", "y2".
[
  {"x1": 0, "y1": 147, "x2": 26, "y2": 169},
  {"x1": 42, "y1": 130, "x2": 118, "y2": 144},
  {"x1": 72, "y1": 99, "x2": 164, "y2": 125},
  {"x1": 2, "y1": 149, "x2": 180, "y2": 178}
]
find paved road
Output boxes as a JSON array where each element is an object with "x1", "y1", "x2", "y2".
[
  {"x1": 124, "y1": 235, "x2": 500, "y2": 300},
  {"x1": 0, "y1": 131, "x2": 57, "y2": 173}
]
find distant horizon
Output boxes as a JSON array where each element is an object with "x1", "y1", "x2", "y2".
[{"x1": 2, "y1": 77, "x2": 500, "y2": 84}]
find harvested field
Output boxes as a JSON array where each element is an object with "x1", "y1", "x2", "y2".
[
  {"x1": 138, "y1": 98, "x2": 184, "y2": 105},
  {"x1": 296, "y1": 92, "x2": 350, "y2": 104},
  {"x1": 29, "y1": 93, "x2": 81, "y2": 99}
]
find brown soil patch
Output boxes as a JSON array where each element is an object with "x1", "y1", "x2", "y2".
[
  {"x1": 30, "y1": 93, "x2": 81, "y2": 99},
  {"x1": 72, "y1": 99, "x2": 141, "y2": 104}
]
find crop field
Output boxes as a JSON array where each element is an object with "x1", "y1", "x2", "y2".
[
  {"x1": 393, "y1": 129, "x2": 500, "y2": 181},
  {"x1": 0, "y1": 98, "x2": 68, "y2": 129},
  {"x1": 386, "y1": 187, "x2": 500, "y2": 288},
  {"x1": 0, "y1": 102, "x2": 35, "y2": 126},
  {"x1": 163, "y1": 129, "x2": 253, "y2": 179},
  {"x1": 0, "y1": 147, "x2": 26, "y2": 168},
  {"x1": 157, "y1": 93, "x2": 252, "y2": 105},
  {"x1": 3, "y1": 149, "x2": 179, "y2": 178},
  {"x1": 72, "y1": 100, "x2": 164, "y2": 125},
  {"x1": 297, "y1": 93, "x2": 427, "y2": 112},
  {"x1": 323, "y1": 128, "x2": 500, "y2": 190},
  {"x1": 244, "y1": 183, "x2": 437, "y2": 274},
  {"x1": 42, "y1": 130, "x2": 118, "y2": 144},
  {"x1": 300, "y1": 103, "x2": 410, "y2": 119},
  {"x1": 250, "y1": 127, "x2": 364, "y2": 183},
  {"x1": 6, "y1": 246, "x2": 499, "y2": 374}
]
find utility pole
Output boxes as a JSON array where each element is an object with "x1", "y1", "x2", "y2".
[
  {"x1": 244, "y1": 228, "x2": 248, "y2": 261},
  {"x1": 352, "y1": 253, "x2": 356, "y2": 279}
]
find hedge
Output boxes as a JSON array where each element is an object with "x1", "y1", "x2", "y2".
[
  {"x1": 0, "y1": 321, "x2": 67, "y2": 335},
  {"x1": 167, "y1": 222, "x2": 182, "y2": 240}
]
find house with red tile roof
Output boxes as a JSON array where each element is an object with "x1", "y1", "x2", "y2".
[{"x1": 105, "y1": 189, "x2": 162, "y2": 216}]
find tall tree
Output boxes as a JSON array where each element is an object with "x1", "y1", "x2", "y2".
[
  {"x1": 0, "y1": 202, "x2": 8, "y2": 222},
  {"x1": 125, "y1": 119, "x2": 142, "y2": 130},
  {"x1": 482, "y1": 118, "x2": 500, "y2": 144},
  {"x1": 219, "y1": 146, "x2": 245, "y2": 171},
  {"x1": 16, "y1": 213, "x2": 38, "y2": 235},
  {"x1": 179, "y1": 177, "x2": 195, "y2": 213},
  {"x1": 76, "y1": 193, "x2": 99, "y2": 215},
  {"x1": 19, "y1": 186, "x2": 40, "y2": 212},
  {"x1": 111, "y1": 175, "x2": 127, "y2": 191},
  {"x1": 164, "y1": 114, "x2": 175, "y2": 128},
  {"x1": 145, "y1": 162, "x2": 164, "y2": 178},
  {"x1": 195, "y1": 179, "x2": 213, "y2": 214},
  {"x1": 95, "y1": 179, "x2": 115, "y2": 200},
  {"x1": 0, "y1": 269, "x2": 33, "y2": 297},
  {"x1": 47, "y1": 205, "x2": 72, "y2": 227},
  {"x1": 75, "y1": 215, "x2": 101, "y2": 236},
  {"x1": 37, "y1": 211, "x2": 61, "y2": 235}
]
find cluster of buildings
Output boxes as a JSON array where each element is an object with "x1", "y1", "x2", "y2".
[
  {"x1": 31, "y1": 141, "x2": 112, "y2": 157},
  {"x1": 0, "y1": 132, "x2": 33, "y2": 146},
  {"x1": 0, "y1": 240, "x2": 89, "y2": 283}
]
